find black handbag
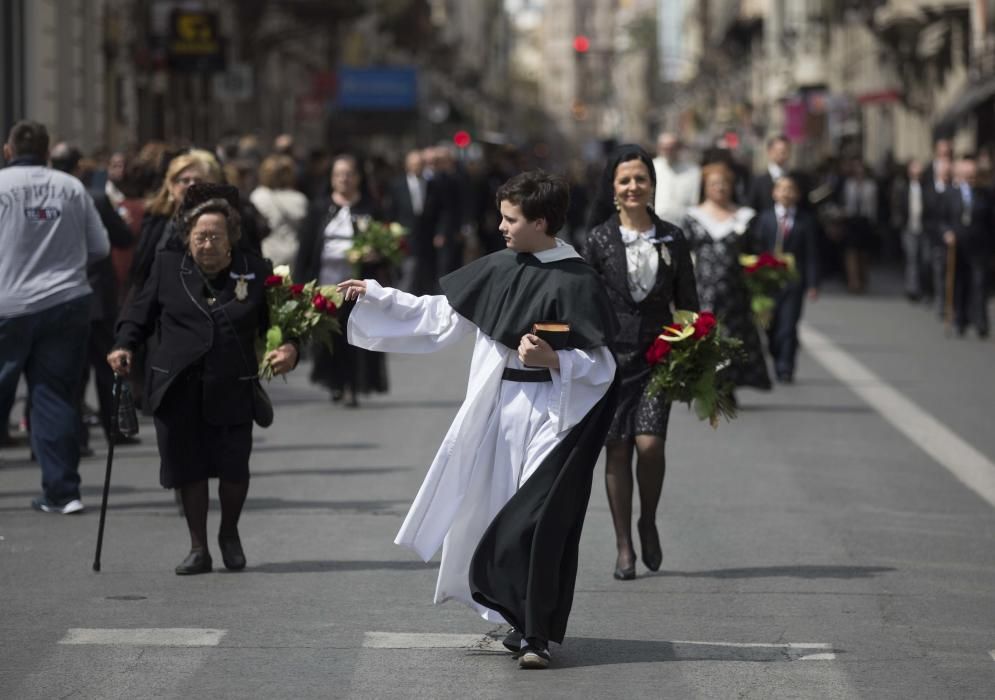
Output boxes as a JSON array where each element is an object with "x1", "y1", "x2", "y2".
[
  {"x1": 114, "y1": 377, "x2": 140, "y2": 437},
  {"x1": 251, "y1": 378, "x2": 274, "y2": 428}
]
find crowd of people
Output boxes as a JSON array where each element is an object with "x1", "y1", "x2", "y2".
[{"x1": 1, "y1": 116, "x2": 991, "y2": 668}]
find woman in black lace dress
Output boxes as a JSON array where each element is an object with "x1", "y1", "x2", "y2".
[
  {"x1": 582, "y1": 145, "x2": 699, "y2": 580},
  {"x1": 681, "y1": 162, "x2": 771, "y2": 393}
]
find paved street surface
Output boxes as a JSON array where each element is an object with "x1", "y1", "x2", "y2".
[{"x1": 2, "y1": 273, "x2": 994, "y2": 699}]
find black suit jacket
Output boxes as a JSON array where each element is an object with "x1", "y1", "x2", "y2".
[
  {"x1": 748, "y1": 172, "x2": 776, "y2": 213},
  {"x1": 940, "y1": 186, "x2": 994, "y2": 256},
  {"x1": 419, "y1": 171, "x2": 461, "y2": 253},
  {"x1": 920, "y1": 172, "x2": 949, "y2": 246},
  {"x1": 581, "y1": 214, "x2": 699, "y2": 362},
  {"x1": 386, "y1": 174, "x2": 422, "y2": 233},
  {"x1": 115, "y1": 249, "x2": 272, "y2": 424},
  {"x1": 753, "y1": 207, "x2": 820, "y2": 289}
]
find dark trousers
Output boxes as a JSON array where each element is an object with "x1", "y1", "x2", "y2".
[
  {"x1": 0, "y1": 295, "x2": 90, "y2": 503},
  {"x1": 932, "y1": 241, "x2": 949, "y2": 318},
  {"x1": 767, "y1": 282, "x2": 805, "y2": 378},
  {"x1": 953, "y1": 247, "x2": 990, "y2": 335}
]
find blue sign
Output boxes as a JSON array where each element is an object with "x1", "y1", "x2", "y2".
[{"x1": 335, "y1": 67, "x2": 418, "y2": 111}]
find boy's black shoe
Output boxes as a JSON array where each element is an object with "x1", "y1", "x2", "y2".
[{"x1": 502, "y1": 628, "x2": 523, "y2": 654}]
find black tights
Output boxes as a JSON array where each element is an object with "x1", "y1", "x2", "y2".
[
  {"x1": 604, "y1": 435, "x2": 666, "y2": 568},
  {"x1": 179, "y1": 479, "x2": 249, "y2": 553}
]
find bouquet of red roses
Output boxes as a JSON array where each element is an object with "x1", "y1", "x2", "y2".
[
  {"x1": 348, "y1": 217, "x2": 408, "y2": 275},
  {"x1": 645, "y1": 310, "x2": 742, "y2": 428},
  {"x1": 739, "y1": 252, "x2": 798, "y2": 327},
  {"x1": 259, "y1": 265, "x2": 343, "y2": 379}
]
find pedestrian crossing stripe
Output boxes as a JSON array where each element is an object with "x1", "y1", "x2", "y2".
[
  {"x1": 59, "y1": 628, "x2": 226, "y2": 646},
  {"x1": 362, "y1": 632, "x2": 836, "y2": 659}
]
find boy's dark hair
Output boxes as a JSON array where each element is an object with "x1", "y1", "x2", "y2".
[
  {"x1": 496, "y1": 170, "x2": 570, "y2": 236},
  {"x1": 7, "y1": 120, "x2": 50, "y2": 159}
]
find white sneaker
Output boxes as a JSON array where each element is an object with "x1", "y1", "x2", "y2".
[
  {"x1": 32, "y1": 497, "x2": 85, "y2": 514},
  {"x1": 60, "y1": 499, "x2": 85, "y2": 514}
]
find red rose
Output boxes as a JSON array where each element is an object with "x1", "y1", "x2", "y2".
[
  {"x1": 264, "y1": 275, "x2": 284, "y2": 287},
  {"x1": 312, "y1": 294, "x2": 328, "y2": 312},
  {"x1": 326, "y1": 300, "x2": 338, "y2": 315},
  {"x1": 757, "y1": 252, "x2": 785, "y2": 269},
  {"x1": 692, "y1": 311, "x2": 717, "y2": 339},
  {"x1": 398, "y1": 237, "x2": 410, "y2": 254},
  {"x1": 645, "y1": 337, "x2": 672, "y2": 365},
  {"x1": 289, "y1": 283, "x2": 305, "y2": 297}
]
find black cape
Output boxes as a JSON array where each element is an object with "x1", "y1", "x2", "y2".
[
  {"x1": 442, "y1": 247, "x2": 620, "y2": 645},
  {"x1": 440, "y1": 248, "x2": 619, "y2": 351}
]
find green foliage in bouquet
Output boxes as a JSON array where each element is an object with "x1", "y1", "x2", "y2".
[
  {"x1": 645, "y1": 310, "x2": 743, "y2": 428},
  {"x1": 348, "y1": 217, "x2": 408, "y2": 275},
  {"x1": 259, "y1": 265, "x2": 343, "y2": 379}
]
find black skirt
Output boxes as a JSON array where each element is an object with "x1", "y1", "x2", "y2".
[
  {"x1": 153, "y1": 369, "x2": 253, "y2": 488},
  {"x1": 310, "y1": 300, "x2": 389, "y2": 395}
]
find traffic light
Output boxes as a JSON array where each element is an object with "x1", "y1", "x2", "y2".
[
  {"x1": 453, "y1": 130, "x2": 472, "y2": 149},
  {"x1": 573, "y1": 35, "x2": 590, "y2": 53}
]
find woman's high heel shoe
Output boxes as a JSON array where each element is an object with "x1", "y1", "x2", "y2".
[
  {"x1": 638, "y1": 518, "x2": 662, "y2": 572},
  {"x1": 613, "y1": 551, "x2": 636, "y2": 580}
]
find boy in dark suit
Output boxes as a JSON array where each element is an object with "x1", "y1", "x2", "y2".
[{"x1": 753, "y1": 174, "x2": 820, "y2": 382}]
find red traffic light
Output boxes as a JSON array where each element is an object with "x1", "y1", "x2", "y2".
[
  {"x1": 573, "y1": 35, "x2": 590, "y2": 53},
  {"x1": 453, "y1": 130, "x2": 472, "y2": 149}
]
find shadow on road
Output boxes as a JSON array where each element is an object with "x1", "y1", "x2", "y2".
[
  {"x1": 542, "y1": 638, "x2": 843, "y2": 667},
  {"x1": 650, "y1": 565, "x2": 895, "y2": 579},
  {"x1": 87, "y1": 497, "x2": 407, "y2": 514},
  {"x1": 367, "y1": 399, "x2": 462, "y2": 410},
  {"x1": 248, "y1": 559, "x2": 437, "y2": 573},
  {"x1": 250, "y1": 466, "x2": 409, "y2": 478},
  {"x1": 740, "y1": 403, "x2": 872, "y2": 414}
]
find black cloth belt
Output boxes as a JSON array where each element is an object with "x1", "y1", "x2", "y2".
[{"x1": 502, "y1": 367, "x2": 552, "y2": 382}]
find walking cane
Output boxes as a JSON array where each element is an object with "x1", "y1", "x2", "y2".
[
  {"x1": 92, "y1": 372, "x2": 122, "y2": 572},
  {"x1": 944, "y1": 242, "x2": 956, "y2": 337}
]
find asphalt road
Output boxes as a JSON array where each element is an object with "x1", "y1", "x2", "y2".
[{"x1": 1, "y1": 273, "x2": 993, "y2": 699}]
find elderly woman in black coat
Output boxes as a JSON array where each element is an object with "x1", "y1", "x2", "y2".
[{"x1": 108, "y1": 185, "x2": 298, "y2": 575}]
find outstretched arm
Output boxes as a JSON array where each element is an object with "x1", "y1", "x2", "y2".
[{"x1": 338, "y1": 279, "x2": 475, "y2": 353}]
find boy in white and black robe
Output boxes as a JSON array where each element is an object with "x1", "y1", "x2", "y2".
[{"x1": 339, "y1": 171, "x2": 618, "y2": 668}]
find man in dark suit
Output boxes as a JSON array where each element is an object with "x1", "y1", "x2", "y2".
[
  {"x1": 941, "y1": 157, "x2": 992, "y2": 337},
  {"x1": 412, "y1": 146, "x2": 462, "y2": 294},
  {"x1": 748, "y1": 135, "x2": 792, "y2": 213},
  {"x1": 753, "y1": 174, "x2": 820, "y2": 382},
  {"x1": 386, "y1": 150, "x2": 426, "y2": 291}
]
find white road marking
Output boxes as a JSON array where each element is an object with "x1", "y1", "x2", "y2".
[
  {"x1": 801, "y1": 323, "x2": 995, "y2": 509},
  {"x1": 671, "y1": 640, "x2": 836, "y2": 660},
  {"x1": 670, "y1": 640, "x2": 831, "y2": 649},
  {"x1": 363, "y1": 632, "x2": 503, "y2": 650},
  {"x1": 363, "y1": 633, "x2": 834, "y2": 659},
  {"x1": 59, "y1": 628, "x2": 226, "y2": 646}
]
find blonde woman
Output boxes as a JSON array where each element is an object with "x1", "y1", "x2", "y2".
[
  {"x1": 129, "y1": 149, "x2": 223, "y2": 295},
  {"x1": 250, "y1": 155, "x2": 308, "y2": 269}
]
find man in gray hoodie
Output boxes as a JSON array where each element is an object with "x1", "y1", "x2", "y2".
[{"x1": 0, "y1": 120, "x2": 109, "y2": 514}]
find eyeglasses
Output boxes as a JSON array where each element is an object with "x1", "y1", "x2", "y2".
[
  {"x1": 175, "y1": 176, "x2": 204, "y2": 186},
  {"x1": 191, "y1": 234, "x2": 226, "y2": 247}
]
